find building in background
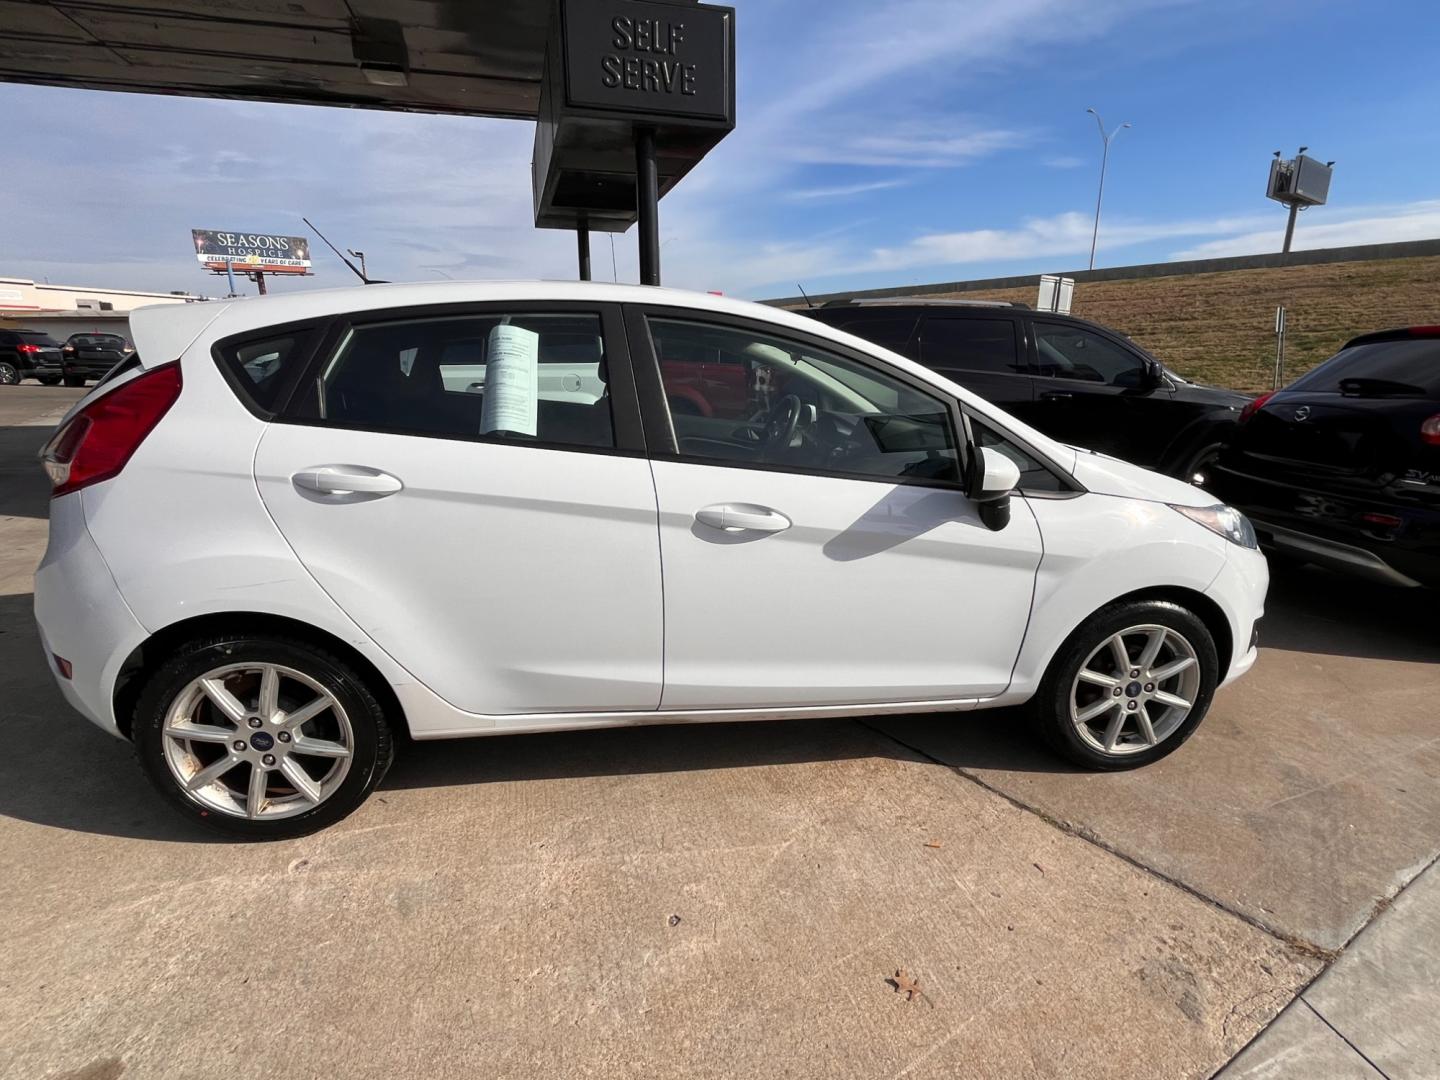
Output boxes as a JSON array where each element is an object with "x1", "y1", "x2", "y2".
[{"x1": 0, "y1": 275, "x2": 203, "y2": 342}]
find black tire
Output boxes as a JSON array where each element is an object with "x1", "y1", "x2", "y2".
[
  {"x1": 1171, "y1": 441, "x2": 1224, "y2": 487},
  {"x1": 1029, "y1": 599, "x2": 1218, "y2": 771},
  {"x1": 132, "y1": 633, "x2": 395, "y2": 839},
  {"x1": 38, "y1": 376, "x2": 62, "y2": 386},
  {"x1": 0, "y1": 361, "x2": 19, "y2": 385},
  {"x1": 63, "y1": 374, "x2": 86, "y2": 387}
]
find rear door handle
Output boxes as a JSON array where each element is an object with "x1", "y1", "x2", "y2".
[
  {"x1": 293, "y1": 465, "x2": 403, "y2": 497},
  {"x1": 1041, "y1": 391, "x2": 1073, "y2": 401},
  {"x1": 695, "y1": 503, "x2": 791, "y2": 534}
]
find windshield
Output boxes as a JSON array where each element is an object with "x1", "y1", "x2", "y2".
[{"x1": 19, "y1": 332, "x2": 61, "y2": 346}]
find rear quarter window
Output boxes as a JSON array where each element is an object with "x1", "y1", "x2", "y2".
[{"x1": 213, "y1": 324, "x2": 323, "y2": 414}]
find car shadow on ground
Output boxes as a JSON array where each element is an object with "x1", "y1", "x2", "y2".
[
  {"x1": 1261, "y1": 560, "x2": 1439, "y2": 663},
  {"x1": 0, "y1": 423, "x2": 58, "y2": 519},
  {"x1": 0, "y1": 589, "x2": 1075, "y2": 843},
  {"x1": 1, "y1": 557, "x2": 1431, "y2": 843}
]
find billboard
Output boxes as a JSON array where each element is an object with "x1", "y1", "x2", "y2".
[
  {"x1": 1265, "y1": 155, "x2": 1332, "y2": 208},
  {"x1": 192, "y1": 230, "x2": 311, "y2": 274}
]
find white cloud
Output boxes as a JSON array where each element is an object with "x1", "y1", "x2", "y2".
[
  {"x1": 790, "y1": 126, "x2": 1032, "y2": 169},
  {"x1": 1044, "y1": 155, "x2": 1087, "y2": 169},
  {"x1": 1170, "y1": 200, "x2": 1440, "y2": 259},
  {"x1": 784, "y1": 179, "x2": 910, "y2": 201}
]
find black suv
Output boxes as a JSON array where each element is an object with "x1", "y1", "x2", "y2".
[
  {"x1": 1210, "y1": 326, "x2": 1440, "y2": 589},
  {"x1": 61, "y1": 332, "x2": 134, "y2": 385},
  {"x1": 803, "y1": 299, "x2": 1250, "y2": 481},
  {"x1": 0, "y1": 329, "x2": 64, "y2": 386}
]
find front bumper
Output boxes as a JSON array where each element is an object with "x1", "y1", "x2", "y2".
[
  {"x1": 1204, "y1": 541, "x2": 1269, "y2": 688},
  {"x1": 33, "y1": 494, "x2": 148, "y2": 737}
]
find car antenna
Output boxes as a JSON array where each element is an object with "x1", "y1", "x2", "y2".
[
  {"x1": 796, "y1": 283, "x2": 815, "y2": 309},
  {"x1": 303, "y1": 218, "x2": 388, "y2": 284}
]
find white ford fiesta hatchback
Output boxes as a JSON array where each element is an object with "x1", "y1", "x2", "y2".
[{"x1": 35, "y1": 283, "x2": 1266, "y2": 838}]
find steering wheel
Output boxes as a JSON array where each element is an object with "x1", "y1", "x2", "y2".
[{"x1": 763, "y1": 394, "x2": 804, "y2": 455}]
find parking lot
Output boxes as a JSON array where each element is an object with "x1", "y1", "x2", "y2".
[{"x1": 2, "y1": 382, "x2": 1436, "y2": 1079}]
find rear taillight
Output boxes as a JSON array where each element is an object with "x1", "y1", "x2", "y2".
[
  {"x1": 17, "y1": 343, "x2": 41, "y2": 354},
  {"x1": 1239, "y1": 391, "x2": 1274, "y2": 425},
  {"x1": 1422, "y1": 414, "x2": 1440, "y2": 447},
  {"x1": 41, "y1": 362, "x2": 182, "y2": 497}
]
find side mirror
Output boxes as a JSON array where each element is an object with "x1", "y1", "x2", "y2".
[
  {"x1": 1143, "y1": 360, "x2": 1166, "y2": 389},
  {"x1": 969, "y1": 447, "x2": 1021, "y2": 531}
]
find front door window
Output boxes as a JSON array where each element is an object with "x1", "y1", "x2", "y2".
[{"x1": 649, "y1": 318, "x2": 961, "y2": 485}]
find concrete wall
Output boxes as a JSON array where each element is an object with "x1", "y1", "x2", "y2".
[{"x1": 762, "y1": 237, "x2": 1440, "y2": 308}]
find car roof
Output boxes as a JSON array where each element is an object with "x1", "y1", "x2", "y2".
[
  {"x1": 1342, "y1": 326, "x2": 1440, "y2": 349},
  {"x1": 133, "y1": 280, "x2": 900, "y2": 361},
  {"x1": 818, "y1": 297, "x2": 1029, "y2": 310}
]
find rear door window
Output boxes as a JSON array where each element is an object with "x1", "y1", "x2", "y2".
[
  {"x1": 294, "y1": 312, "x2": 614, "y2": 450},
  {"x1": 919, "y1": 317, "x2": 1025, "y2": 375}
]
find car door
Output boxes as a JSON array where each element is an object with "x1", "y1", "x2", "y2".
[
  {"x1": 630, "y1": 307, "x2": 1043, "y2": 710},
  {"x1": 250, "y1": 301, "x2": 663, "y2": 718},
  {"x1": 1028, "y1": 319, "x2": 1172, "y2": 465},
  {"x1": 914, "y1": 312, "x2": 1035, "y2": 416}
]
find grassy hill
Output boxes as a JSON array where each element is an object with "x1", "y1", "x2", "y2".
[{"x1": 793, "y1": 253, "x2": 1440, "y2": 393}]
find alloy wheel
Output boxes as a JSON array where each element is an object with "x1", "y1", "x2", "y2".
[
  {"x1": 1069, "y1": 624, "x2": 1201, "y2": 756},
  {"x1": 161, "y1": 662, "x2": 354, "y2": 820},
  {"x1": 0, "y1": 363, "x2": 18, "y2": 385}
]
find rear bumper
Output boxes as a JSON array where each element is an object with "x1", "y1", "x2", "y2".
[
  {"x1": 1254, "y1": 520, "x2": 1422, "y2": 587},
  {"x1": 63, "y1": 361, "x2": 117, "y2": 378},
  {"x1": 1211, "y1": 464, "x2": 1440, "y2": 588},
  {"x1": 33, "y1": 494, "x2": 148, "y2": 737}
]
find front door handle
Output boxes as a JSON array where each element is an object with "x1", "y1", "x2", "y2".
[
  {"x1": 1041, "y1": 391, "x2": 1074, "y2": 401},
  {"x1": 695, "y1": 503, "x2": 791, "y2": 533},
  {"x1": 293, "y1": 465, "x2": 404, "y2": 497}
]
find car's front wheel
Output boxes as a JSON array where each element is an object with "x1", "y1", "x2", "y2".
[
  {"x1": 1030, "y1": 599, "x2": 1218, "y2": 770},
  {"x1": 133, "y1": 634, "x2": 395, "y2": 838},
  {"x1": 38, "y1": 376, "x2": 62, "y2": 386},
  {"x1": 62, "y1": 374, "x2": 86, "y2": 387}
]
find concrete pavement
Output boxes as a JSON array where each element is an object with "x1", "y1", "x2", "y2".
[
  {"x1": 0, "y1": 382, "x2": 1435, "y2": 1079},
  {"x1": 1219, "y1": 856, "x2": 1440, "y2": 1078}
]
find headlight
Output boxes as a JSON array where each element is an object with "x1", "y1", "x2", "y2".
[{"x1": 1170, "y1": 503, "x2": 1258, "y2": 549}]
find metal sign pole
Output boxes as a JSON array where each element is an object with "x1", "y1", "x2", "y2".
[
  {"x1": 1282, "y1": 202, "x2": 1300, "y2": 254},
  {"x1": 1273, "y1": 305, "x2": 1287, "y2": 389},
  {"x1": 225, "y1": 260, "x2": 236, "y2": 296},
  {"x1": 577, "y1": 222, "x2": 592, "y2": 281},
  {"x1": 635, "y1": 126, "x2": 660, "y2": 286}
]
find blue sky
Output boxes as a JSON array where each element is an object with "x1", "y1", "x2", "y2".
[{"x1": 3, "y1": 0, "x2": 1438, "y2": 300}]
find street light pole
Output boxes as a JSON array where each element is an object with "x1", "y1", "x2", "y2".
[{"x1": 1086, "y1": 108, "x2": 1131, "y2": 271}]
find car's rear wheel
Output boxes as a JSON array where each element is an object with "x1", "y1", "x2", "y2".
[
  {"x1": 63, "y1": 374, "x2": 85, "y2": 387},
  {"x1": 0, "y1": 362, "x2": 19, "y2": 385},
  {"x1": 1030, "y1": 599, "x2": 1218, "y2": 770},
  {"x1": 38, "y1": 376, "x2": 61, "y2": 386},
  {"x1": 133, "y1": 634, "x2": 395, "y2": 838}
]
